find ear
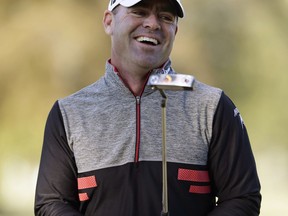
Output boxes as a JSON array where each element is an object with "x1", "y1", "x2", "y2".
[
  {"x1": 103, "y1": 10, "x2": 114, "y2": 35},
  {"x1": 175, "y1": 25, "x2": 178, "y2": 36}
]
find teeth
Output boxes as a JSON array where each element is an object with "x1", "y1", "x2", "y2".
[{"x1": 136, "y1": 36, "x2": 158, "y2": 45}]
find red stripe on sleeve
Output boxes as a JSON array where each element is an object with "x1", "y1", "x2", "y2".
[
  {"x1": 77, "y1": 176, "x2": 97, "y2": 190},
  {"x1": 189, "y1": 185, "x2": 211, "y2": 194},
  {"x1": 178, "y1": 168, "x2": 210, "y2": 182},
  {"x1": 78, "y1": 193, "x2": 89, "y2": 201}
]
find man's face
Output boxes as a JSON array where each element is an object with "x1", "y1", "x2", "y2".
[{"x1": 104, "y1": 0, "x2": 178, "y2": 72}]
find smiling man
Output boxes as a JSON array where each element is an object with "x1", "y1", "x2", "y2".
[
  {"x1": 35, "y1": 0, "x2": 261, "y2": 215},
  {"x1": 104, "y1": 0, "x2": 181, "y2": 95}
]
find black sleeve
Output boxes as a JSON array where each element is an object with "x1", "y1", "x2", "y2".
[
  {"x1": 34, "y1": 101, "x2": 83, "y2": 216},
  {"x1": 208, "y1": 93, "x2": 261, "y2": 216}
]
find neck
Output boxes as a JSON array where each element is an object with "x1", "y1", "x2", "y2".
[
  {"x1": 110, "y1": 59, "x2": 152, "y2": 96},
  {"x1": 119, "y1": 68, "x2": 151, "y2": 96}
]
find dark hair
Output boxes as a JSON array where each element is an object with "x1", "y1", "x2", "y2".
[{"x1": 111, "y1": 5, "x2": 120, "y2": 15}]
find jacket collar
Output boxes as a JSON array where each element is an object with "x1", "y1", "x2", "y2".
[
  {"x1": 106, "y1": 59, "x2": 176, "y2": 75},
  {"x1": 104, "y1": 59, "x2": 176, "y2": 96}
]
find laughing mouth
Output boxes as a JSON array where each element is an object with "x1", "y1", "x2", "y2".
[{"x1": 136, "y1": 36, "x2": 159, "y2": 46}]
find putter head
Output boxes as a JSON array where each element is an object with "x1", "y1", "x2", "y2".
[{"x1": 147, "y1": 74, "x2": 195, "y2": 91}]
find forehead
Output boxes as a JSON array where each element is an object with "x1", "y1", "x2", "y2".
[{"x1": 133, "y1": 0, "x2": 176, "y2": 13}]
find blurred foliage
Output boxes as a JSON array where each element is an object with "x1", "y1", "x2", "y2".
[
  {"x1": 173, "y1": 0, "x2": 288, "y2": 150},
  {"x1": 0, "y1": 0, "x2": 287, "y2": 161},
  {"x1": 0, "y1": 0, "x2": 287, "y2": 215},
  {"x1": 0, "y1": 0, "x2": 109, "y2": 162}
]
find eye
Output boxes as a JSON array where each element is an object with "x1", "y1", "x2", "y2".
[
  {"x1": 130, "y1": 8, "x2": 147, "y2": 17},
  {"x1": 159, "y1": 13, "x2": 176, "y2": 23}
]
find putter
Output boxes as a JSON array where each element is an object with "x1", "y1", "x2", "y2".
[{"x1": 147, "y1": 74, "x2": 194, "y2": 216}]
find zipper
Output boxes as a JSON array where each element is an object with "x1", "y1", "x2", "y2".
[
  {"x1": 133, "y1": 72, "x2": 153, "y2": 163},
  {"x1": 115, "y1": 69, "x2": 152, "y2": 164},
  {"x1": 135, "y1": 96, "x2": 141, "y2": 163},
  {"x1": 112, "y1": 64, "x2": 159, "y2": 164}
]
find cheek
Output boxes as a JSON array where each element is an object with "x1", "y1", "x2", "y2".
[
  {"x1": 171, "y1": 26, "x2": 178, "y2": 39},
  {"x1": 165, "y1": 25, "x2": 177, "y2": 42},
  {"x1": 166, "y1": 30, "x2": 177, "y2": 47}
]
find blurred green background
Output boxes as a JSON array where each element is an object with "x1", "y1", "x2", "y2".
[{"x1": 0, "y1": 0, "x2": 287, "y2": 215}]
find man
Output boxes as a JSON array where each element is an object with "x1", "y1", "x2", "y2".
[{"x1": 35, "y1": 0, "x2": 261, "y2": 215}]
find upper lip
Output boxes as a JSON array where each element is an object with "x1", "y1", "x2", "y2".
[{"x1": 135, "y1": 35, "x2": 160, "y2": 45}]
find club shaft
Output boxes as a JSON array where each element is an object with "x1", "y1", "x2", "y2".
[{"x1": 160, "y1": 90, "x2": 169, "y2": 215}]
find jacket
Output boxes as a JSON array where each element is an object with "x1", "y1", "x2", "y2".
[{"x1": 35, "y1": 60, "x2": 261, "y2": 216}]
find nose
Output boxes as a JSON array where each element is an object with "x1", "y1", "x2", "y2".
[{"x1": 143, "y1": 14, "x2": 161, "y2": 30}]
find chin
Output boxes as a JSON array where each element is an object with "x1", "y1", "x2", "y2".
[{"x1": 137, "y1": 57, "x2": 165, "y2": 69}]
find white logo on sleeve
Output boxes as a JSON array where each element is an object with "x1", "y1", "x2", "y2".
[{"x1": 234, "y1": 108, "x2": 244, "y2": 129}]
